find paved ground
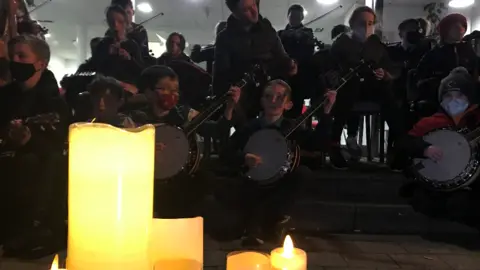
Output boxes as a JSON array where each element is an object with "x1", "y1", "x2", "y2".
[{"x1": 1, "y1": 234, "x2": 480, "y2": 269}]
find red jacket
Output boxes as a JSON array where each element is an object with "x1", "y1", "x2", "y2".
[{"x1": 403, "y1": 106, "x2": 480, "y2": 157}]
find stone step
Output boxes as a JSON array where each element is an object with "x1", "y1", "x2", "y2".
[{"x1": 289, "y1": 200, "x2": 478, "y2": 235}]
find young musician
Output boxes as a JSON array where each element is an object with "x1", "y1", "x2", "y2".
[
  {"x1": 328, "y1": 6, "x2": 404, "y2": 169},
  {"x1": 131, "y1": 65, "x2": 240, "y2": 218},
  {"x1": 157, "y1": 32, "x2": 192, "y2": 65},
  {"x1": 400, "y1": 67, "x2": 480, "y2": 228},
  {"x1": 0, "y1": 34, "x2": 69, "y2": 257},
  {"x1": 221, "y1": 79, "x2": 336, "y2": 246},
  {"x1": 106, "y1": 0, "x2": 150, "y2": 59},
  {"x1": 213, "y1": 0, "x2": 297, "y2": 125},
  {"x1": 87, "y1": 75, "x2": 136, "y2": 128},
  {"x1": 416, "y1": 14, "x2": 479, "y2": 104},
  {"x1": 93, "y1": 5, "x2": 143, "y2": 86}
]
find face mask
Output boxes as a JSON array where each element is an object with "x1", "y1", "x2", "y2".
[
  {"x1": 405, "y1": 31, "x2": 422, "y2": 45},
  {"x1": 442, "y1": 98, "x2": 469, "y2": 116},
  {"x1": 9, "y1": 61, "x2": 37, "y2": 82},
  {"x1": 157, "y1": 93, "x2": 178, "y2": 111}
]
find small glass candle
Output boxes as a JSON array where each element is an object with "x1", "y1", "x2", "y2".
[{"x1": 226, "y1": 251, "x2": 270, "y2": 270}]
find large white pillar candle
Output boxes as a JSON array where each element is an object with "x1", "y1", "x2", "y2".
[
  {"x1": 151, "y1": 217, "x2": 203, "y2": 269},
  {"x1": 270, "y1": 235, "x2": 307, "y2": 270},
  {"x1": 226, "y1": 251, "x2": 271, "y2": 270},
  {"x1": 67, "y1": 123, "x2": 155, "y2": 270}
]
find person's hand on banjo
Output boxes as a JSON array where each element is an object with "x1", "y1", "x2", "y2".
[
  {"x1": 424, "y1": 145, "x2": 443, "y2": 162},
  {"x1": 224, "y1": 86, "x2": 241, "y2": 120},
  {"x1": 245, "y1": 153, "x2": 262, "y2": 168},
  {"x1": 323, "y1": 90, "x2": 337, "y2": 114}
]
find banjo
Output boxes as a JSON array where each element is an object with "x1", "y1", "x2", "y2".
[
  {"x1": 412, "y1": 126, "x2": 480, "y2": 191},
  {"x1": 154, "y1": 66, "x2": 262, "y2": 180},
  {"x1": 243, "y1": 61, "x2": 367, "y2": 185}
]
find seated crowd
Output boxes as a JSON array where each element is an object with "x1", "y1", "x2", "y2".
[{"x1": 0, "y1": 0, "x2": 479, "y2": 258}]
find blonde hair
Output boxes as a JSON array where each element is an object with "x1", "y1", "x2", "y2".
[
  {"x1": 8, "y1": 34, "x2": 51, "y2": 65},
  {"x1": 264, "y1": 79, "x2": 292, "y2": 99}
]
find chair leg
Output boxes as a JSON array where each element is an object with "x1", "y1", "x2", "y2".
[
  {"x1": 366, "y1": 115, "x2": 372, "y2": 162},
  {"x1": 380, "y1": 116, "x2": 385, "y2": 163}
]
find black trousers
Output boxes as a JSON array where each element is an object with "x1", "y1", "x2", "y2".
[
  {"x1": 227, "y1": 165, "x2": 310, "y2": 233},
  {"x1": 153, "y1": 170, "x2": 212, "y2": 219},
  {"x1": 0, "y1": 151, "x2": 67, "y2": 240},
  {"x1": 331, "y1": 80, "x2": 404, "y2": 146}
]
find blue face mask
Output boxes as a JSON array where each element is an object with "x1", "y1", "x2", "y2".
[{"x1": 442, "y1": 98, "x2": 469, "y2": 116}]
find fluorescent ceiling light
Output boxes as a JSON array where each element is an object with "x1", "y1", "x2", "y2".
[
  {"x1": 44, "y1": 33, "x2": 51, "y2": 38},
  {"x1": 448, "y1": 0, "x2": 474, "y2": 8},
  {"x1": 316, "y1": 0, "x2": 339, "y2": 5},
  {"x1": 137, "y1": 2, "x2": 153, "y2": 13},
  {"x1": 304, "y1": 9, "x2": 308, "y2": 16}
]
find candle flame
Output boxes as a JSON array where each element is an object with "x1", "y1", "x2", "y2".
[
  {"x1": 282, "y1": 235, "x2": 294, "y2": 259},
  {"x1": 51, "y1": 254, "x2": 59, "y2": 270}
]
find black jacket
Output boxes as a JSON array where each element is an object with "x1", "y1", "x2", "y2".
[
  {"x1": 0, "y1": 70, "x2": 70, "y2": 154},
  {"x1": 212, "y1": 14, "x2": 292, "y2": 96},
  {"x1": 157, "y1": 52, "x2": 192, "y2": 66},
  {"x1": 105, "y1": 23, "x2": 150, "y2": 59},
  {"x1": 278, "y1": 24, "x2": 315, "y2": 65},
  {"x1": 92, "y1": 37, "x2": 144, "y2": 84}
]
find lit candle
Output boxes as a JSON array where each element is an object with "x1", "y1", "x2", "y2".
[
  {"x1": 226, "y1": 251, "x2": 271, "y2": 270},
  {"x1": 67, "y1": 123, "x2": 155, "y2": 270},
  {"x1": 51, "y1": 254, "x2": 66, "y2": 270},
  {"x1": 150, "y1": 217, "x2": 203, "y2": 269},
  {"x1": 270, "y1": 235, "x2": 307, "y2": 270}
]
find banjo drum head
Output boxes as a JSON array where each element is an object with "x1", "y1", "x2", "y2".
[
  {"x1": 414, "y1": 129, "x2": 471, "y2": 183},
  {"x1": 154, "y1": 125, "x2": 190, "y2": 179},
  {"x1": 244, "y1": 129, "x2": 289, "y2": 182}
]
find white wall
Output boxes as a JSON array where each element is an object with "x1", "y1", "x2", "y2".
[{"x1": 48, "y1": 56, "x2": 79, "y2": 85}]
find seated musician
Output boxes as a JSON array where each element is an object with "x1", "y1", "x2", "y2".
[
  {"x1": 213, "y1": 0, "x2": 297, "y2": 126},
  {"x1": 131, "y1": 65, "x2": 240, "y2": 218},
  {"x1": 328, "y1": 6, "x2": 404, "y2": 169},
  {"x1": 416, "y1": 13, "x2": 479, "y2": 104},
  {"x1": 220, "y1": 79, "x2": 336, "y2": 246},
  {"x1": 0, "y1": 35, "x2": 69, "y2": 257},
  {"x1": 92, "y1": 5, "x2": 143, "y2": 87},
  {"x1": 157, "y1": 32, "x2": 192, "y2": 65},
  {"x1": 399, "y1": 67, "x2": 480, "y2": 228},
  {"x1": 87, "y1": 75, "x2": 136, "y2": 128}
]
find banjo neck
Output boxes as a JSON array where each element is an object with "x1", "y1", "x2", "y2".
[
  {"x1": 284, "y1": 60, "x2": 367, "y2": 138},
  {"x1": 465, "y1": 125, "x2": 480, "y2": 146},
  {"x1": 183, "y1": 66, "x2": 258, "y2": 136}
]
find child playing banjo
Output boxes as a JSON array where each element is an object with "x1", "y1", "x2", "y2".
[
  {"x1": 399, "y1": 67, "x2": 480, "y2": 229},
  {"x1": 221, "y1": 79, "x2": 336, "y2": 246},
  {"x1": 131, "y1": 65, "x2": 241, "y2": 218}
]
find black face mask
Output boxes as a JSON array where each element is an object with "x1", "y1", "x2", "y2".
[
  {"x1": 9, "y1": 61, "x2": 37, "y2": 82},
  {"x1": 0, "y1": 58, "x2": 9, "y2": 79},
  {"x1": 405, "y1": 31, "x2": 423, "y2": 45}
]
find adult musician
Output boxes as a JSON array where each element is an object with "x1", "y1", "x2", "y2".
[
  {"x1": 221, "y1": 80, "x2": 335, "y2": 246},
  {"x1": 76, "y1": 37, "x2": 102, "y2": 73},
  {"x1": 416, "y1": 14, "x2": 479, "y2": 104},
  {"x1": 131, "y1": 65, "x2": 240, "y2": 218},
  {"x1": 157, "y1": 32, "x2": 192, "y2": 65},
  {"x1": 0, "y1": 35, "x2": 69, "y2": 257},
  {"x1": 105, "y1": 0, "x2": 150, "y2": 59},
  {"x1": 92, "y1": 5, "x2": 143, "y2": 86},
  {"x1": 387, "y1": 19, "x2": 435, "y2": 129},
  {"x1": 278, "y1": 4, "x2": 315, "y2": 118},
  {"x1": 213, "y1": 0, "x2": 297, "y2": 126},
  {"x1": 399, "y1": 67, "x2": 480, "y2": 230},
  {"x1": 328, "y1": 6, "x2": 404, "y2": 169}
]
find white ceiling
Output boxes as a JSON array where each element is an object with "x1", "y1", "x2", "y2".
[{"x1": 28, "y1": 0, "x2": 444, "y2": 61}]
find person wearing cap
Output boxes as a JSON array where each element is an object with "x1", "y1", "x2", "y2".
[
  {"x1": 399, "y1": 67, "x2": 480, "y2": 228},
  {"x1": 415, "y1": 13, "x2": 479, "y2": 104},
  {"x1": 130, "y1": 65, "x2": 240, "y2": 218}
]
